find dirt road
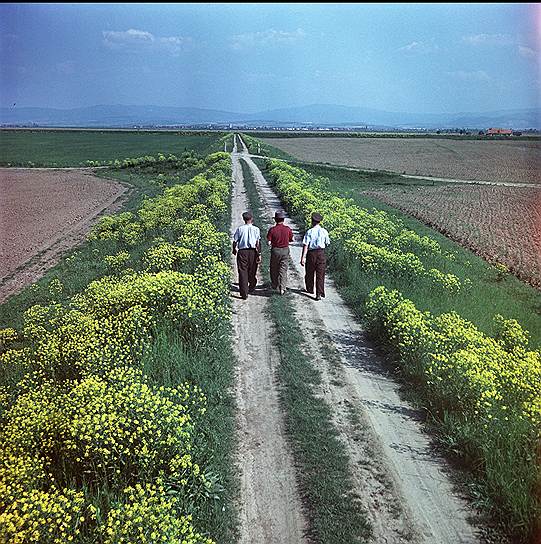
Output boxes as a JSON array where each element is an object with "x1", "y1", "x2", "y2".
[
  {"x1": 230, "y1": 136, "x2": 308, "y2": 544},
  {"x1": 234, "y1": 135, "x2": 481, "y2": 543}
]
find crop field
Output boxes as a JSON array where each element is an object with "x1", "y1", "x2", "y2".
[
  {"x1": 0, "y1": 168, "x2": 128, "y2": 302},
  {"x1": 363, "y1": 184, "x2": 541, "y2": 288},
  {"x1": 0, "y1": 129, "x2": 224, "y2": 167},
  {"x1": 261, "y1": 136, "x2": 541, "y2": 184}
]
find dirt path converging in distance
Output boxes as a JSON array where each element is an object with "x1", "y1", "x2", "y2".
[
  {"x1": 230, "y1": 136, "x2": 308, "y2": 544},
  {"x1": 0, "y1": 168, "x2": 128, "y2": 303},
  {"x1": 236, "y1": 135, "x2": 482, "y2": 544}
]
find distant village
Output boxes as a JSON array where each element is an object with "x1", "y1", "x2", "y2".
[{"x1": 1, "y1": 124, "x2": 539, "y2": 137}]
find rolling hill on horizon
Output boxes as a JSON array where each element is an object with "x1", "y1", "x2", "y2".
[{"x1": 1, "y1": 103, "x2": 539, "y2": 129}]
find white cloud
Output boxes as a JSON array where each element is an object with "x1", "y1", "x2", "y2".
[
  {"x1": 446, "y1": 70, "x2": 492, "y2": 82},
  {"x1": 157, "y1": 36, "x2": 193, "y2": 55},
  {"x1": 230, "y1": 28, "x2": 306, "y2": 50},
  {"x1": 103, "y1": 29, "x2": 155, "y2": 48},
  {"x1": 102, "y1": 29, "x2": 192, "y2": 55},
  {"x1": 518, "y1": 45, "x2": 536, "y2": 59},
  {"x1": 397, "y1": 41, "x2": 438, "y2": 53},
  {"x1": 462, "y1": 33, "x2": 538, "y2": 61},
  {"x1": 462, "y1": 33, "x2": 514, "y2": 46}
]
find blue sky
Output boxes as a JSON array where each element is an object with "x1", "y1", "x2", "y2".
[{"x1": 1, "y1": 3, "x2": 539, "y2": 113}]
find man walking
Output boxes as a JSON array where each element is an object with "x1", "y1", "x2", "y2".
[
  {"x1": 232, "y1": 211, "x2": 261, "y2": 300},
  {"x1": 300, "y1": 212, "x2": 330, "y2": 301},
  {"x1": 267, "y1": 210, "x2": 293, "y2": 295}
]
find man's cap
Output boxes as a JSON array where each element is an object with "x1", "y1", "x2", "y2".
[
  {"x1": 311, "y1": 212, "x2": 323, "y2": 222},
  {"x1": 274, "y1": 210, "x2": 286, "y2": 220}
]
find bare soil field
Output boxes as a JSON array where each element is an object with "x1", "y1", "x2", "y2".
[
  {"x1": 262, "y1": 137, "x2": 541, "y2": 184},
  {"x1": 0, "y1": 168, "x2": 127, "y2": 301},
  {"x1": 364, "y1": 184, "x2": 541, "y2": 287}
]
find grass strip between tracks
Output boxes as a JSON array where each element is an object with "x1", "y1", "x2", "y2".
[{"x1": 240, "y1": 156, "x2": 372, "y2": 543}]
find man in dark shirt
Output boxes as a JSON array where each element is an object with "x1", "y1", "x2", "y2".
[{"x1": 267, "y1": 210, "x2": 294, "y2": 295}]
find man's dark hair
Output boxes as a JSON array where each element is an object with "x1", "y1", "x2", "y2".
[
  {"x1": 311, "y1": 212, "x2": 323, "y2": 224},
  {"x1": 242, "y1": 211, "x2": 253, "y2": 222}
]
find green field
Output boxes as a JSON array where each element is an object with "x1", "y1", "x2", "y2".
[{"x1": 0, "y1": 129, "x2": 226, "y2": 167}]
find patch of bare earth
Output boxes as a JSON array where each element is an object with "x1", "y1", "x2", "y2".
[
  {"x1": 0, "y1": 168, "x2": 128, "y2": 302},
  {"x1": 364, "y1": 184, "x2": 541, "y2": 288},
  {"x1": 230, "y1": 139, "x2": 308, "y2": 544},
  {"x1": 238, "y1": 136, "x2": 483, "y2": 544},
  {"x1": 262, "y1": 137, "x2": 541, "y2": 184}
]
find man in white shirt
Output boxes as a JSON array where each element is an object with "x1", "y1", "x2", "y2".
[
  {"x1": 300, "y1": 212, "x2": 330, "y2": 301},
  {"x1": 232, "y1": 211, "x2": 261, "y2": 300}
]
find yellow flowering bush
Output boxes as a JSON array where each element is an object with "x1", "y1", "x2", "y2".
[
  {"x1": 18, "y1": 299, "x2": 152, "y2": 383},
  {"x1": 365, "y1": 285, "x2": 541, "y2": 533},
  {"x1": 88, "y1": 212, "x2": 137, "y2": 242},
  {"x1": 0, "y1": 486, "x2": 88, "y2": 544},
  {"x1": 365, "y1": 286, "x2": 541, "y2": 426},
  {"x1": 63, "y1": 368, "x2": 207, "y2": 488},
  {"x1": 0, "y1": 370, "x2": 209, "y2": 535},
  {"x1": 177, "y1": 219, "x2": 230, "y2": 260},
  {"x1": 266, "y1": 159, "x2": 464, "y2": 293},
  {"x1": 0, "y1": 328, "x2": 18, "y2": 351},
  {"x1": 139, "y1": 172, "x2": 228, "y2": 232},
  {"x1": 104, "y1": 251, "x2": 131, "y2": 273},
  {"x1": 144, "y1": 240, "x2": 194, "y2": 272},
  {"x1": 72, "y1": 270, "x2": 227, "y2": 341},
  {"x1": 0, "y1": 152, "x2": 232, "y2": 543},
  {"x1": 102, "y1": 482, "x2": 214, "y2": 544}
]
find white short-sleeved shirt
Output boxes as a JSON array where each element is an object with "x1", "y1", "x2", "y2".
[
  {"x1": 303, "y1": 224, "x2": 330, "y2": 250},
  {"x1": 233, "y1": 224, "x2": 261, "y2": 249}
]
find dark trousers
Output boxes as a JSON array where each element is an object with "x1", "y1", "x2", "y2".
[
  {"x1": 270, "y1": 247, "x2": 290, "y2": 291},
  {"x1": 237, "y1": 248, "x2": 258, "y2": 298},
  {"x1": 305, "y1": 249, "x2": 326, "y2": 297}
]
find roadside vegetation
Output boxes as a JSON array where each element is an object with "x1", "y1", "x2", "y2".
[
  {"x1": 239, "y1": 157, "x2": 372, "y2": 543},
  {"x1": 237, "y1": 132, "x2": 295, "y2": 160},
  {"x1": 0, "y1": 148, "x2": 237, "y2": 543},
  {"x1": 253, "y1": 151, "x2": 540, "y2": 541},
  {"x1": 292, "y1": 162, "x2": 541, "y2": 346}
]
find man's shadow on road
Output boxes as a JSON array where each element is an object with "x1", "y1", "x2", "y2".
[
  {"x1": 230, "y1": 283, "x2": 271, "y2": 299},
  {"x1": 230, "y1": 284, "x2": 317, "y2": 301}
]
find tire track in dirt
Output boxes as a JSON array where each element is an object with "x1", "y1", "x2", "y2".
[
  {"x1": 238, "y1": 135, "x2": 482, "y2": 544},
  {"x1": 230, "y1": 136, "x2": 308, "y2": 544}
]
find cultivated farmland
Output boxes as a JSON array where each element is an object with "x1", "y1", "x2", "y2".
[
  {"x1": 0, "y1": 129, "x2": 224, "y2": 167},
  {"x1": 261, "y1": 136, "x2": 541, "y2": 184},
  {"x1": 0, "y1": 168, "x2": 127, "y2": 302},
  {"x1": 363, "y1": 184, "x2": 541, "y2": 288}
]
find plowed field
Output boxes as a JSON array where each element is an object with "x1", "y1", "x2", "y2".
[
  {"x1": 0, "y1": 168, "x2": 127, "y2": 301},
  {"x1": 262, "y1": 137, "x2": 541, "y2": 184},
  {"x1": 364, "y1": 184, "x2": 541, "y2": 287}
]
